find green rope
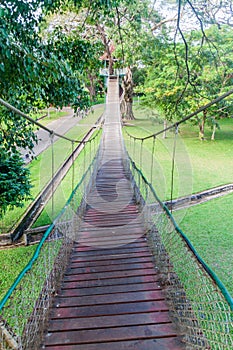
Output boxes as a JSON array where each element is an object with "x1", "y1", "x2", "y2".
[{"x1": 0, "y1": 224, "x2": 54, "y2": 310}]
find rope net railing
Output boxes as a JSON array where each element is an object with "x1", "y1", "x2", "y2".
[
  {"x1": 0, "y1": 136, "x2": 101, "y2": 350},
  {"x1": 30, "y1": 127, "x2": 102, "y2": 229},
  {"x1": 122, "y1": 90, "x2": 233, "y2": 349},
  {"x1": 125, "y1": 155, "x2": 233, "y2": 349}
]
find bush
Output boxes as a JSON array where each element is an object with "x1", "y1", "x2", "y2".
[{"x1": 0, "y1": 148, "x2": 32, "y2": 217}]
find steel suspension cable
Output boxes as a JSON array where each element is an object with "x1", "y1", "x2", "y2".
[
  {"x1": 50, "y1": 132, "x2": 55, "y2": 220},
  {"x1": 129, "y1": 135, "x2": 132, "y2": 156},
  {"x1": 89, "y1": 138, "x2": 92, "y2": 168},
  {"x1": 0, "y1": 97, "x2": 100, "y2": 144},
  {"x1": 71, "y1": 141, "x2": 75, "y2": 193},
  {"x1": 133, "y1": 138, "x2": 136, "y2": 160},
  {"x1": 170, "y1": 125, "x2": 179, "y2": 213},
  {"x1": 140, "y1": 139, "x2": 144, "y2": 169},
  {"x1": 150, "y1": 136, "x2": 156, "y2": 185},
  {"x1": 83, "y1": 142, "x2": 86, "y2": 182}
]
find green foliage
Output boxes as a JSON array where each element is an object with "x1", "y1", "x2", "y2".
[
  {"x1": 141, "y1": 25, "x2": 233, "y2": 133},
  {"x1": 0, "y1": 0, "x2": 105, "y2": 213},
  {"x1": 132, "y1": 67, "x2": 147, "y2": 89},
  {"x1": 0, "y1": 148, "x2": 31, "y2": 217}
]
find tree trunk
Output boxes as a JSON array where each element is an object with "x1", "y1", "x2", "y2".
[
  {"x1": 163, "y1": 119, "x2": 167, "y2": 139},
  {"x1": 199, "y1": 110, "x2": 207, "y2": 140},
  {"x1": 87, "y1": 73, "x2": 96, "y2": 102},
  {"x1": 108, "y1": 54, "x2": 114, "y2": 76},
  {"x1": 211, "y1": 124, "x2": 216, "y2": 141},
  {"x1": 97, "y1": 24, "x2": 114, "y2": 76},
  {"x1": 120, "y1": 66, "x2": 135, "y2": 120}
]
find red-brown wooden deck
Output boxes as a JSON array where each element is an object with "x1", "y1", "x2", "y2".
[
  {"x1": 41, "y1": 78, "x2": 185, "y2": 349},
  {"x1": 41, "y1": 187, "x2": 185, "y2": 349},
  {"x1": 41, "y1": 231, "x2": 185, "y2": 349}
]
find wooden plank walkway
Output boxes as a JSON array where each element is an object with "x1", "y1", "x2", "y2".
[{"x1": 41, "y1": 78, "x2": 185, "y2": 349}]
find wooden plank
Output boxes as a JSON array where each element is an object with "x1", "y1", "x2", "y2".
[
  {"x1": 70, "y1": 246, "x2": 151, "y2": 257},
  {"x1": 66, "y1": 262, "x2": 155, "y2": 274},
  {"x1": 84, "y1": 210, "x2": 140, "y2": 218},
  {"x1": 42, "y1": 337, "x2": 185, "y2": 350},
  {"x1": 82, "y1": 214, "x2": 142, "y2": 221},
  {"x1": 50, "y1": 300, "x2": 169, "y2": 319},
  {"x1": 69, "y1": 256, "x2": 153, "y2": 268},
  {"x1": 73, "y1": 241, "x2": 148, "y2": 250},
  {"x1": 69, "y1": 251, "x2": 153, "y2": 263},
  {"x1": 76, "y1": 227, "x2": 145, "y2": 237},
  {"x1": 77, "y1": 227, "x2": 145, "y2": 235},
  {"x1": 54, "y1": 290, "x2": 165, "y2": 308},
  {"x1": 60, "y1": 282, "x2": 161, "y2": 296},
  {"x1": 43, "y1": 324, "x2": 179, "y2": 346},
  {"x1": 77, "y1": 226, "x2": 145, "y2": 236},
  {"x1": 48, "y1": 311, "x2": 172, "y2": 331},
  {"x1": 82, "y1": 221, "x2": 141, "y2": 228},
  {"x1": 63, "y1": 268, "x2": 157, "y2": 282},
  {"x1": 74, "y1": 239, "x2": 146, "y2": 248},
  {"x1": 84, "y1": 212, "x2": 140, "y2": 219},
  {"x1": 76, "y1": 233, "x2": 145, "y2": 244},
  {"x1": 75, "y1": 241, "x2": 145, "y2": 249},
  {"x1": 61, "y1": 274, "x2": 160, "y2": 289}
]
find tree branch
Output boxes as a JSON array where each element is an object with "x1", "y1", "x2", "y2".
[
  {"x1": 116, "y1": 6, "x2": 125, "y2": 62},
  {"x1": 151, "y1": 16, "x2": 177, "y2": 31}
]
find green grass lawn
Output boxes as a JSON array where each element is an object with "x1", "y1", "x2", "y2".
[
  {"x1": 173, "y1": 192, "x2": 233, "y2": 295},
  {"x1": 0, "y1": 245, "x2": 37, "y2": 300},
  {"x1": 124, "y1": 105, "x2": 233, "y2": 201},
  {"x1": 0, "y1": 107, "x2": 104, "y2": 233},
  {"x1": 30, "y1": 109, "x2": 67, "y2": 129},
  {"x1": 33, "y1": 131, "x2": 102, "y2": 227},
  {"x1": 39, "y1": 110, "x2": 67, "y2": 125}
]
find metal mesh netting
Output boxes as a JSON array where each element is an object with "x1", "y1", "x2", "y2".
[
  {"x1": 0, "y1": 134, "x2": 101, "y2": 350},
  {"x1": 126, "y1": 155, "x2": 233, "y2": 350}
]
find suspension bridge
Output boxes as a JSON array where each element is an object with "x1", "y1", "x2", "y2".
[{"x1": 0, "y1": 76, "x2": 233, "y2": 349}]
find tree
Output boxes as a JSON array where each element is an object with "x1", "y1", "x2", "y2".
[
  {"x1": 141, "y1": 24, "x2": 233, "y2": 139},
  {"x1": 0, "y1": 148, "x2": 31, "y2": 217},
  {"x1": 0, "y1": 0, "x2": 96, "y2": 215},
  {"x1": 42, "y1": 0, "x2": 155, "y2": 120},
  {"x1": 2, "y1": 0, "x2": 142, "y2": 214},
  {"x1": 2, "y1": 0, "x2": 233, "y2": 215}
]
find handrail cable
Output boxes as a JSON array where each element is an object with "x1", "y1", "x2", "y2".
[
  {"x1": 71, "y1": 141, "x2": 75, "y2": 192},
  {"x1": 50, "y1": 132, "x2": 55, "y2": 220},
  {"x1": 170, "y1": 125, "x2": 179, "y2": 213},
  {"x1": 150, "y1": 136, "x2": 156, "y2": 184},
  {"x1": 125, "y1": 88, "x2": 233, "y2": 141},
  {"x1": 0, "y1": 98, "x2": 100, "y2": 144}
]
